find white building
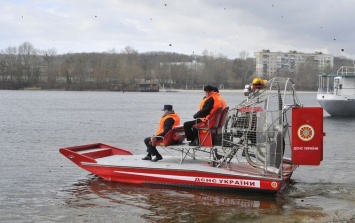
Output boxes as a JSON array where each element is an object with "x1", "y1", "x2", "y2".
[
  {"x1": 254, "y1": 50, "x2": 333, "y2": 77},
  {"x1": 160, "y1": 60, "x2": 205, "y2": 70}
]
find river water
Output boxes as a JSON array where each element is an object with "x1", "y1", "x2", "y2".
[{"x1": 0, "y1": 90, "x2": 354, "y2": 223}]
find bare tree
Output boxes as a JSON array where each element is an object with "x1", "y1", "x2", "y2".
[
  {"x1": 18, "y1": 42, "x2": 37, "y2": 86},
  {"x1": 42, "y1": 48, "x2": 58, "y2": 88},
  {"x1": 2, "y1": 46, "x2": 18, "y2": 88},
  {"x1": 239, "y1": 51, "x2": 249, "y2": 59},
  {"x1": 60, "y1": 55, "x2": 74, "y2": 90}
]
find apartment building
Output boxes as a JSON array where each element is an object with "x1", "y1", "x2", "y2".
[{"x1": 254, "y1": 50, "x2": 333, "y2": 77}]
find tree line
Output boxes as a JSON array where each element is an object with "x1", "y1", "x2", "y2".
[{"x1": 0, "y1": 41, "x2": 353, "y2": 91}]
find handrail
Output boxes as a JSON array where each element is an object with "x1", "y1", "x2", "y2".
[{"x1": 337, "y1": 66, "x2": 355, "y2": 75}]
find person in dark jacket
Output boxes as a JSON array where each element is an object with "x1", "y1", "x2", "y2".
[
  {"x1": 142, "y1": 104, "x2": 180, "y2": 162},
  {"x1": 183, "y1": 85, "x2": 215, "y2": 146}
]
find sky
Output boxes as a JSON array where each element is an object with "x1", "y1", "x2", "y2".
[{"x1": 1, "y1": 0, "x2": 355, "y2": 59}]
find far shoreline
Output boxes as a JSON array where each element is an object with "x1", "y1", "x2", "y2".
[
  {"x1": 0, "y1": 88, "x2": 318, "y2": 94},
  {"x1": 160, "y1": 89, "x2": 318, "y2": 94}
]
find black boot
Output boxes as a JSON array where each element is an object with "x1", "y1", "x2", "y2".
[
  {"x1": 151, "y1": 154, "x2": 163, "y2": 162},
  {"x1": 188, "y1": 139, "x2": 199, "y2": 146},
  {"x1": 142, "y1": 153, "x2": 152, "y2": 160}
]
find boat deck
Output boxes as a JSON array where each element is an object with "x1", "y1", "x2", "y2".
[{"x1": 93, "y1": 154, "x2": 281, "y2": 180}]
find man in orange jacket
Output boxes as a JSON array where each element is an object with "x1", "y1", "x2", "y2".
[
  {"x1": 142, "y1": 104, "x2": 180, "y2": 162},
  {"x1": 183, "y1": 85, "x2": 222, "y2": 146}
]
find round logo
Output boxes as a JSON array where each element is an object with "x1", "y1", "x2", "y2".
[
  {"x1": 271, "y1": 182, "x2": 278, "y2": 188},
  {"x1": 297, "y1": 124, "x2": 315, "y2": 141}
]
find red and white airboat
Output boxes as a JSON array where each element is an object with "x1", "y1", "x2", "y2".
[{"x1": 60, "y1": 77, "x2": 325, "y2": 194}]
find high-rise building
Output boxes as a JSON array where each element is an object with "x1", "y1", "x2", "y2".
[{"x1": 254, "y1": 50, "x2": 333, "y2": 77}]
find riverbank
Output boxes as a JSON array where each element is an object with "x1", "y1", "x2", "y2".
[{"x1": 160, "y1": 88, "x2": 318, "y2": 94}]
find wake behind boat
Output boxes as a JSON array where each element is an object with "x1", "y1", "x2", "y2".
[
  {"x1": 60, "y1": 77, "x2": 325, "y2": 194},
  {"x1": 317, "y1": 66, "x2": 355, "y2": 116}
]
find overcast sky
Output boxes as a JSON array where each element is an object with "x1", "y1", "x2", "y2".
[{"x1": 2, "y1": 0, "x2": 355, "y2": 59}]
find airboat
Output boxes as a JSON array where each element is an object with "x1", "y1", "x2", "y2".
[{"x1": 60, "y1": 77, "x2": 324, "y2": 194}]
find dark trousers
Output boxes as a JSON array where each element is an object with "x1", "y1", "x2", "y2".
[
  {"x1": 183, "y1": 119, "x2": 202, "y2": 141},
  {"x1": 144, "y1": 137, "x2": 161, "y2": 156}
]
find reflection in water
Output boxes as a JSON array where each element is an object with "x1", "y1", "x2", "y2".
[
  {"x1": 64, "y1": 175, "x2": 284, "y2": 222},
  {"x1": 61, "y1": 175, "x2": 355, "y2": 223}
]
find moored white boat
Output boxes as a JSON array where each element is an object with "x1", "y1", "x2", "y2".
[
  {"x1": 317, "y1": 66, "x2": 355, "y2": 116},
  {"x1": 60, "y1": 77, "x2": 325, "y2": 194}
]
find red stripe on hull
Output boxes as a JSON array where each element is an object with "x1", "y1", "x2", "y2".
[{"x1": 81, "y1": 164, "x2": 282, "y2": 193}]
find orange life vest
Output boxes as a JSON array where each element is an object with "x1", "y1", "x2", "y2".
[
  {"x1": 205, "y1": 92, "x2": 223, "y2": 120},
  {"x1": 199, "y1": 96, "x2": 208, "y2": 110},
  {"x1": 155, "y1": 113, "x2": 180, "y2": 136},
  {"x1": 215, "y1": 92, "x2": 227, "y2": 108}
]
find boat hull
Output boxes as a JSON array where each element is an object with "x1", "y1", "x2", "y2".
[
  {"x1": 60, "y1": 143, "x2": 289, "y2": 194},
  {"x1": 81, "y1": 162, "x2": 286, "y2": 193},
  {"x1": 317, "y1": 94, "x2": 355, "y2": 116}
]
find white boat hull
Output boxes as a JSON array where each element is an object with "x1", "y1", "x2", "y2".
[
  {"x1": 317, "y1": 94, "x2": 355, "y2": 116},
  {"x1": 317, "y1": 66, "x2": 355, "y2": 117}
]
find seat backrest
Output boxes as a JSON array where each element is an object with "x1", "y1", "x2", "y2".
[
  {"x1": 218, "y1": 107, "x2": 229, "y2": 128},
  {"x1": 195, "y1": 107, "x2": 223, "y2": 147},
  {"x1": 153, "y1": 125, "x2": 185, "y2": 146},
  {"x1": 171, "y1": 126, "x2": 185, "y2": 144},
  {"x1": 215, "y1": 107, "x2": 229, "y2": 135},
  {"x1": 208, "y1": 106, "x2": 223, "y2": 128},
  {"x1": 193, "y1": 107, "x2": 223, "y2": 130}
]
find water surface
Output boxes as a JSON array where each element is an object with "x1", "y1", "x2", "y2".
[{"x1": 0, "y1": 90, "x2": 354, "y2": 222}]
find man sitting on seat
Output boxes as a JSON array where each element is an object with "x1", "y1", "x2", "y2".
[
  {"x1": 142, "y1": 104, "x2": 180, "y2": 162},
  {"x1": 183, "y1": 85, "x2": 222, "y2": 146}
]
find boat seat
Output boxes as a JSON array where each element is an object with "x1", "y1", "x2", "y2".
[
  {"x1": 212, "y1": 107, "x2": 230, "y2": 146},
  {"x1": 152, "y1": 125, "x2": 186, "y2": 147},
  {"x1": 216, "y1": 107, "x2": 229, "y2": 135},
  {"x1": 193, "y1": 107, "x2": 224, "y2": 147}
]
